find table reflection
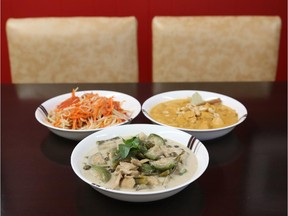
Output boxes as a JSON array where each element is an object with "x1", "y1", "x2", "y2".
[
  {"x1": 41, "y1": 133, "x2": 78, "y2": 165},
  {"x1": 204, "y1": 132, "x2": 244, "y2": 167},
  {"x1": 76, "y1": 180, "x2": 205, "y2": 216}
]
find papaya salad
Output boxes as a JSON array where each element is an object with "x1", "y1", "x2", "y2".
[{"x1": 47, "y1": 89, "x2": 132, "y2": 130}]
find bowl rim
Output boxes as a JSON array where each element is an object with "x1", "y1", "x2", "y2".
[
  {"x1": 142, "y1": 90, "x2": 248, "y2": 132},
  {"x1": 35, "y1": 90, "x2": 142, "y2": 133},
  {"x1": 70, "y1": 123, "x2": 209, "y2": 196}
]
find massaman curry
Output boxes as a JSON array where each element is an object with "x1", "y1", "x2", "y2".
[
  {"x1": 149, "y1": 93, "x2": 238, "y2": 129},
  {"x1": 82, "y1": 133, "x2": 197, "y2": 192}
]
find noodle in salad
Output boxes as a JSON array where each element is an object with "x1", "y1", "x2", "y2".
[{"x1": 47, "y1": 89, "x2": 131, "y2": 130}]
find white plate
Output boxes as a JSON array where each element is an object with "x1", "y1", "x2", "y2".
[
  {"x1": 71, "y1": 124, "x2": 209, "y2": 202},
  {"x1": 35, "y1": 90, "x2": 141, "y2": 141},
  {"x1": 142, "y1": 90, "x2": 247, "y2": 141}
]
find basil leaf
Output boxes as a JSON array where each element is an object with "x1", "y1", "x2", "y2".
[
  {"x1": 118, "y1": 144, "x2": 131, "y2": 159},
  {"x1": 118, "y1": 137, "x2": 145, "y2": 160}
]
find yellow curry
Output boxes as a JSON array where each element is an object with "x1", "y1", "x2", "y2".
[{"x1": 149, "y1": 98, "x2": 238, "y2": 129}]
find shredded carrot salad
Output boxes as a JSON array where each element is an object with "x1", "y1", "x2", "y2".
[{"x1": 47, "y1": 89, "x2": 131, "y2": 130}]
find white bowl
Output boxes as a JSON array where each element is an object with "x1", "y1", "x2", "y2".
[
  {"x1": 71, "y1": 124, "x2": 209, "y2": 202},
  {"x1": 142, "y1": 90, "x2": 247, "y2": 141},
  {"x1": 35, "y1": 90, "x2": 141, "y2": 141}
]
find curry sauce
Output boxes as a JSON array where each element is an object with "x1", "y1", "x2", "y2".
[{"x1": 150, "y1": 99, "x2": 238, "y2": 129}]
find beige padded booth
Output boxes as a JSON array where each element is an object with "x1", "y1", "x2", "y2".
[
  {"x1": 6, "y1": 17, "x2": 139, "y2": 83},
  {"x1": 152, "y1": 16, "x2": 281, "y2": 82}
]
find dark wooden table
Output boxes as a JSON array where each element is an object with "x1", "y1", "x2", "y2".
[{"x1": 1, "y1": 82, "x2": 287, "y2": 216}]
